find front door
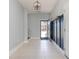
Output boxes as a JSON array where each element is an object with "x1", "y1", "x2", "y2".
[{"x1": 40, "y1": 20, "x2": 48, "y2": 39}]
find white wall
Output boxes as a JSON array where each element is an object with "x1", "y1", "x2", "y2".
[
  {"x1": 50, "y1": 0, "x2": 69, "y2": 57},
  {"x1": 9, "y1": 0, "x2": 24, "y2": 52},
  {"x1": 24, "y1": 9, "x2": 28, "y2": 40},
  {"x1": 28, "y1": 13, "x2": 50, "y2": 39}
]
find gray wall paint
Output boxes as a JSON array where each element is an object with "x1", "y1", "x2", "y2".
[
  {"x1": 9, "y1": 0, "x2": 24, "y2": 51},
  {"x1": 50, "y1": 0, "x2": 69, "y2": 57},
  {"x1": 28, "y1": 13, "x2": 50, "y2": 38}
]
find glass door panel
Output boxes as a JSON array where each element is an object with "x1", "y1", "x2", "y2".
[{"x1": 41, "y1": 21, "x2": 48, "y2": 39}]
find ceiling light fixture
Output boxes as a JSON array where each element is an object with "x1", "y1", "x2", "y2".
[{"x1": 33, "y1": 0, "x2": 41, "y2": 11}]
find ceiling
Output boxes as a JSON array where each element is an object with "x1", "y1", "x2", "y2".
[{"x1": 18, "y1": 0, "x2": 58, "y2": 13}]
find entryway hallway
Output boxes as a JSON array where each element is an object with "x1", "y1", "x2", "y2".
[
  {"x1": 10, "y1": 39, "x2": 66, "y2": 59},
  {"x1": 9, "y1": 0, "x2": 69, "y2": 59}
]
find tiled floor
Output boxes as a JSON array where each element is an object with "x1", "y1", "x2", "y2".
[{"x1": 10, "y1": 39, "x2": 66, "y2": 59}]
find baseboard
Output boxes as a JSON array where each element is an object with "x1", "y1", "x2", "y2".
[
  {"x1": 52, "y1": 40, "x2": 65, "y2": 55},
  {"x1": 31, "y1": 37, "x2": 40, "y2": 39},
  {"x1": 9, "y1": 41, "x2": 24, "y2": 56}
]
